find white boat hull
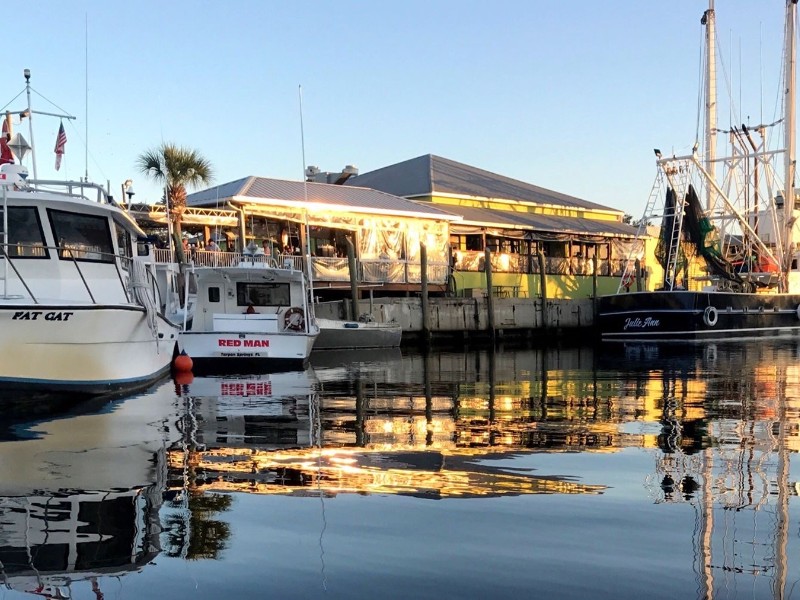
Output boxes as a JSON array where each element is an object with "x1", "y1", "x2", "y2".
[
  {"x1": 179, "y1": 329, "x2": 318, "y2": 372},
  {"x1": 313, "y1": 318, "x2": 402, "y2": 350},
  {"x1": 0, "y1": 304, "x2": 179, "y2": 393}
]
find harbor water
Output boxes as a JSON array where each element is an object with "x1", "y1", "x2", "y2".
[{"x1": 2, "y1": 341, "x2": 800, "y2": 599}]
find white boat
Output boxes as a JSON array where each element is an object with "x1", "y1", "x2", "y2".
[
  {"x1": 598, "y1": 1, "x2": 800, "y2": 341},
  {"x1": 314, "y1": 317, "x2": 402, "y2": 350},
  {"x1": 0, "y1": 161, "x2": 180, "y2": 392},
  {"x1": 178, "y1": 256, "x2": 319, "y2": 372}
]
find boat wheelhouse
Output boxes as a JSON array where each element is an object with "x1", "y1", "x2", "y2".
[{"x1": 178, "y1": 255, "x2": 319, "y2": 372}]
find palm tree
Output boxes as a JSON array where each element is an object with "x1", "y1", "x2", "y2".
[{"x1": 137, "y1": 143, "x2": 213, "y2": 263}]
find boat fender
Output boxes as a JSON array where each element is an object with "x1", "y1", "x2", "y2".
[
  {"x1": 703, "y1": 306, "x2": 718, "y2": 327},
  {"x1": 344, "y1": 322, "x2": 359, "y2": 329},
  {"x1": 283, "y1": 307, "x2": 306, "y2": 331}
]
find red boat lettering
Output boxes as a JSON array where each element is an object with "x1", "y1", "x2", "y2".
[
  {"x1": 243, "y1": 339, "x2": 269, "y2": 348},
  {"x1": 218, "y1": 339, "x2": 242, "y2": 347},
  {"x1": 220, "y1": 381, "x2": 273, "y2": 397}
]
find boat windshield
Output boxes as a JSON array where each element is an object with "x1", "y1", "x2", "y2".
[
  {"x1": 47, "y1": 208, "x2": 115, "y2": 263},
  {"x1": 236, "y1": 282, "x2": 291, "y2": 307},
  {"x1": 0, "y1": 206, "x2": 49, "y2": 258}
]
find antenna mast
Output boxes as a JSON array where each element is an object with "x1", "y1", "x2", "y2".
[
  {"x1": 299, "y1": 85, "x2": 315, "y2": 302},
  {"x1": 703, "y1": 1, "x2": 717, "y2": 210}
]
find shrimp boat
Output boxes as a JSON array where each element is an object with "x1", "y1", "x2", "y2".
[
  {"x1": 178, "y1": 253, "x2": 319, "y2": 372},
  {"x1": 598, "y1": 1, "x2": 800, "y2": 342},
  {"x1": 0, "y1": 73, "x2": 180, "y2": 392}
]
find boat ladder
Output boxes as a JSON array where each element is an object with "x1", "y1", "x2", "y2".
[{"x1": 662, "y1": 163, "x2": 690, "y2": 290}]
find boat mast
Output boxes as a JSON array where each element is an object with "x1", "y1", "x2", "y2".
[
  {"x1": 703, "y1": 1, "x2": 717, "y2": 210},
  {"x1": 785, "y1": 0, "x2": 797, "y2": 225},
  {"x1": 782, "y1": 0, "x2": 797, "y2": 288},
  {"x1": 23, "y1": 69, "x2": 37, "y2": 181}
]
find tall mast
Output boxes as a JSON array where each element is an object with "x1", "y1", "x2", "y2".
[
  {"x1": 703, "y1": 1, "x2": 717, "y2": 210},
  {"x1": 785, "y1": 0, "x2": 797, "y2": 214}
]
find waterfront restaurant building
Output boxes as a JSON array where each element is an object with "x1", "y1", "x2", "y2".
[
  {"x1": 346, "y1": 154, "x2": 642, "y2": 299},
  {"x1": 184, "y1": 176, "x2": 460, "y2": 299}
]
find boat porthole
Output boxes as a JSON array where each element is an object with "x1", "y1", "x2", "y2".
[{"x1": 703, "y1": 306, "x2": 718, "y2": 327}]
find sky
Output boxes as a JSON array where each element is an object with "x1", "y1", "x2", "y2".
[{"x1": 0, "y1": 1, "x2": 792, "y2": 218}]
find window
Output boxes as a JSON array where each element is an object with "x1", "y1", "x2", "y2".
[
  {"x1": 48, "y1": 209, "x2": 114, "y2": 262},
  {"x1": 0, "y1": 206, "x2": 49, "y2": 258},
  {"x1": 236, "y1": 282, "x2": 291, "y2": 307},
  {"x1": 208, "y1": 287, "x2": 221, "y2": 303}
]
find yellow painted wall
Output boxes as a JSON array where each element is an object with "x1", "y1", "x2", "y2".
[
  {"x1": 454, "y1": 272, "x2": 629, "y2": 300},
  {"x1": 427, "y1": 195, "x2": 621, "y2": 222}
]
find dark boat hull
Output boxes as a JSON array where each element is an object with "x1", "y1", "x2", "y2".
[{"x1": 597, "y1": 291, "x2": 800, "y2": 341}]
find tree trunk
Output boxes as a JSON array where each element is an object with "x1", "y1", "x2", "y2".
[{"x1": 173, "y1": 215, "x2": 185, "y2": 263}]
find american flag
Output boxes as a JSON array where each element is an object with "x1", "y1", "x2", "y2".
[{"x1": 54, "y1": 121, "x2": 67, "y2": 170}]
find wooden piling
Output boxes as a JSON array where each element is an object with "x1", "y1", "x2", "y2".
[
  {"x1": 420, "y1": 242, "x2": 431, "y2": 345},
  {"x1": 537, "y1": 250, "x2": 547, "y2": 328},
  {"x1": 347, "y1": 238, "x2": 359, "y2": 320},
  {"x1": 485, "y1": 247, "x2": 495, "y2": 341}
]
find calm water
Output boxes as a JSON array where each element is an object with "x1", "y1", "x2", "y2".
[{"x1": 2, "y1": 341, "x2": 800, "y2": 599}]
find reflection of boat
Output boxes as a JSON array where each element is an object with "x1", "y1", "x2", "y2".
[
  {"x1": 178, "y1": 258, "x2": 319, "y2": 373},
  {"x1": 0, "y1": 379, "x2": 180, "y2": 595},
  {"x1": 598, "y1": 1, "x2": 800, "y2": 341},
  {"x1": 0, "y1": 74, "x2": 180, "y2": 394},
  {"x1": 180, "y1": 369, "x2": 320, "y2": 449},
  {"x1": 309, "y1": 346, "x2": 403, "y2": 374},
  {"x1": 313, "y1": 317, "x2": 401, "y2": 350}
]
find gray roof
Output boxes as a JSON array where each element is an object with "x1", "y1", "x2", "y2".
[
  {"x1": 187, "y1": 176, "x2": 458, "y2": 220},
  {"x1": 437, "y1": 204, "x2": 638, "y2": 238},
  {"x1": 347, "y1": 154, "x2": 619, "y2": 213}
]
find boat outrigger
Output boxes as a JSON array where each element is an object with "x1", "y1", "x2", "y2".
[{"x1": 598, "y1": 0, "x2": 800, "y2": 341}]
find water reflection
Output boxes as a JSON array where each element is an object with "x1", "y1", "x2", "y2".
[
  {"x1": 4, "y1": 341, "x2": 800, "y2": 598},
  {"x1": 0, "y1": 379, "x2": 179, "y2": 597}
]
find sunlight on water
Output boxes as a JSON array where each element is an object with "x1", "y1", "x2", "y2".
[{"x1": 2, "y1": 341, "x2": 800, "y2": 598}]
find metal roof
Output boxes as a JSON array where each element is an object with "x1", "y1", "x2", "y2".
[
  {"x1": 347, "y1": 154, "x2": 620, "y2": 213},
  {"x1": 437, "y1": 204, "x2": 639, "y2": 238},
  {"x1": 187, "y1": 176, "x2": 458, "y2": 220}
]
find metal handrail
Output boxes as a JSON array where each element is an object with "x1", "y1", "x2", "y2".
[{"x1": 1, "y1": 242, "x2": 136, "y2": 305}]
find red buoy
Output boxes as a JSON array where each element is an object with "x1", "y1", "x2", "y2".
[
  {"x1": 173, "y1": 350, "x2": 193, "y2": 372},
  {"x1": 174, "y1": 370, "x2": 194, "y2": 386}
]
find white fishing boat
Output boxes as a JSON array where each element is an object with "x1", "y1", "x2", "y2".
[
  {"x1": 598, "y1": 1, "x2": 800, "y2": 341},
  {"x1": 0, "y1": 74, "x2": 180, "y2": 393},
  {"x1": 314, "y1": 317, "x2": 402, "y2": 350},
  {"x1": 178, "y1": 255, "x2": 319, "y2": 372}
]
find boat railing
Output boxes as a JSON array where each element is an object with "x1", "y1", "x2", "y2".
[
  {"x1": 26, "y1": 179, "x2": 113, "y2": 204},
  {"x1": 0, "y1": 242, "x2": 156, "y2": 306}
]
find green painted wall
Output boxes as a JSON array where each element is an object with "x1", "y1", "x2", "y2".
[{"x1": 453, "y1": 272, "x2": 624, "y2": 299}]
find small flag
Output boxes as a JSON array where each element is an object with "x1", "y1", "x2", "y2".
[
  {"x1": 54, "y1": 121, "x2": 67, "y2": 171},
  {"x1": 0, "y1": 116, "x2": 13, "y2": 165}
]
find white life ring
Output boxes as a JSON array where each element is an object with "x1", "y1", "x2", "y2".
[
  {"x1": 283, "y1": 306, "x2": 305, "y2": 332},
  {"x1": 703, "y1": 305, "x2": 718, "y2": 327}
]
